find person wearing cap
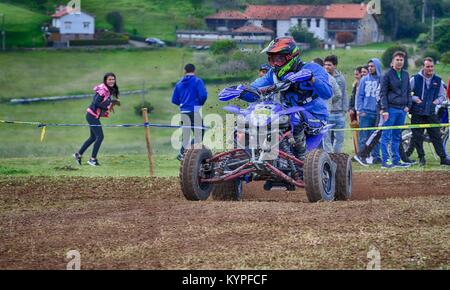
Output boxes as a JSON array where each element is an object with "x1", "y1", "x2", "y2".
[{"x1": 258, "y1": 64, "x2": 271, "y2": 77}]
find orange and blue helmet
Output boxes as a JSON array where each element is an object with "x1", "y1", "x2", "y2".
[{"x1": 262, "y1": 37, "x2": 301, "y2": 79}]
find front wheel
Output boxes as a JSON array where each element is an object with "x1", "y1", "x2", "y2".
[
  {"x1": 179, "y1": 147, "x2": 214, "y2": 201},
  {"x1": 304, "y1": 149, "x2": 335, "y2": 203}
]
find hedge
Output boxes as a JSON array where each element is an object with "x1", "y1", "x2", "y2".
[{"x1": 70, "y1": 39, "x2": 129, "y2": 46}]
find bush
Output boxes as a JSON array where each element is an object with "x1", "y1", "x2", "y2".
[
  {"x1": 106, "y1": 11, "x2": 124, "y2": 33},
  {"x1": 289, "y1": 25, "x2": 320, "y2": 49},
  {"x1": 70, "y1": 39, "x2": 129, "y2": 46},
  {"x1": 434, "y1": 19, "x2": 450, "y2": 53},
  {"x1": 336, "y1": 32, "x2": 355, "y2": 46},
  {"x1": 423, "y1": 48, "x2": 442, "y2": 62},
  {"x1": 415, "y1": 58, "x2": 424, "y2": 68},
  {"x1": 441, "y1": 52, "x2": 450, "y2": 65},
  {"x1": 134, "y1": 101, "x2": 154, "y2": 116},
  {"x1": 397, "y1": 22, "x2": 428, "y2": 39},
  {"x1": 416, "y1": 33, "x2": 429, "y2": 49},
  {"x1": 210, "y1": 40, "x2": 237, "y2": 55},
  {"x1": 381, "y1": 45, "x2": 409, "y2": 69},
  {"x1": 129, "y1": 35, "x2": 146, "y2": 42},
  {"x1": 96, "y1": 31, "x2": 128, "y2": 41}
]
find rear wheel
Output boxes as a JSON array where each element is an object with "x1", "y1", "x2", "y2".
[
  {"x1": 179, "y1": 147, "x2": 214, "y2": 201},
  {"x1": 304, "y1": 149, "x2": 335, "y2": 202},
  {"x1": 401, "y1": 129, "x2": 413, "y2": 158},
  {"x1": 212, "y1": 180, "x2": 243, "y2": 201},
  {"x1": 329, "y1": 153, "x2": 352, "y2": 201}
]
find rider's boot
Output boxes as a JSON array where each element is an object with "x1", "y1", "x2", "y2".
[{"x1": 293, "y1": 126, "x2": 307, "y2": 161}]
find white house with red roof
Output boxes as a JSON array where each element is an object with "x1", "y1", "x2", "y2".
[
  {"x1": 197, "y1": 3, "x2": 382, "y2": 46},
  {"x1": 50, "y1": 5, "x2": 95, "y2": 42}
]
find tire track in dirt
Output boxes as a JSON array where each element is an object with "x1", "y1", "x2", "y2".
[
  {"x1": 1, "y1": 171, "x2": 449, "y2": 269},
  {"x1": 0, "y1": 171, "x2": 449, "y2": 203}
]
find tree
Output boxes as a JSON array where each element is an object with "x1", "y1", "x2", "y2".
[
  {"x1": 441, "y1": 52, "x2": 450, "y2": 65},
  {"x1": 210, "y1": 40, "x2": 237, "y2": 55},
  {"x1": 433, "y1": 19, "x2": 450, "y2": 54},
  {"x1": 379, "y1": 0, "x2": 425, "y2": 39},
  {"x1": 336, "y1": 32, "x2": 355, "y2": 46},
  {"x1": 381, "y1": 45, "x2": 409, "y2": 70},
  {"x1": 106, "y1": 11, "x2": 124, "y2": 33},
  {"x1": 416, "y1": 33, "x2": 429, "y2": 49},
  {"x1": 289, "y1": 25, "x2": 320, "y2": 49}
]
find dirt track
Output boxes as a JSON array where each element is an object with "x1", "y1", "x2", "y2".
[{"x1": 0, "y1": 171, "x2": 449, "y2": 269}]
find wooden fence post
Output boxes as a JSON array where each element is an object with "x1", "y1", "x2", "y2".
[{"x1": 142, "y1": 108, "x2": 154, "y2": 176}]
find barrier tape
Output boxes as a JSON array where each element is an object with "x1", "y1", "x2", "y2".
[
  {"x1": 0, "y1": 120, "x2": 209, "y2": 142},
  {"x1": 332, "y1": 123, "x2": 450, "y2": 132},
  {"x1": 2, "y1": 119, "x2": 449, "y2": 143}
]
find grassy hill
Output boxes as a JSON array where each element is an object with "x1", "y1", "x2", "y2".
[
  {"x1": 0, "y1": 48, "x2": 191, "y2": 100},
  {"x1": 0, "y1": 2, "x2": 49, "y2": 48},
  {"x1": 0, "y1": 0, "x2": 215, "y2": 45},
  {"x1": 79, "y1": 0, "x2": 213, "y2": 41}
]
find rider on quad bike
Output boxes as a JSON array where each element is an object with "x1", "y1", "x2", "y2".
[{"x1": 239, "y1": 37, "x2": 333, "y2": 162}]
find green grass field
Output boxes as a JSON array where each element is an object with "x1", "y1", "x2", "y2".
[
  {"x1": 1, "y1": 47, "x2": 449, "y2": 177},
  {"x1": 0, "y1": 48, "x2": 191, "y2": 100},
  {"x1": 0, "y1": 2, "x2": 49, "y2": 48},
  {"x1": 78, "y1": 0, "x2": 213, "y2": 41}
]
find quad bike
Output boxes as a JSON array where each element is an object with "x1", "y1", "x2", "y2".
[
  {"x1": 179, "y1": 69, "x2": 352, "y2": 203},
  {"x1": 401, "y1": 101, "x2": 450, "y2": 160}
]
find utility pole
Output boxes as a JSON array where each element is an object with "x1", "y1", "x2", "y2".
[
  {"x1": 431, "y1": 9, "x2": 435, "y2": 43},
  {"x1": 422, "y1": 0, "x2": 427, "y2": 23},
  {"x1": 1, "y1": 14, "x2": 5, "y2": 51}
]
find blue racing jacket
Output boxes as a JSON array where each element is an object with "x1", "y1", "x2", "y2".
[{"x1": 240, "y1": 61, "x2": 333, "y2": 121}]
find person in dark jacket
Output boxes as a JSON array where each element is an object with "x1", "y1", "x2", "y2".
[
  {"x1": 74, "y1": 72, "x2": 120, "y2": 166},
  {"x1": 379, "y1": 51, "x2": 412, "y2": 168},
  {"x1": 172, "y1": 63, "x2": 208, "y2": 161},
  {"x1": 407, "y1": 57, "x2": 450, "y2": 166}
]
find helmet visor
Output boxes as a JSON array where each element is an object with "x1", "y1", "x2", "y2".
[{"x1": 268, "y1": 53, "x2": 288, "y2": 68}]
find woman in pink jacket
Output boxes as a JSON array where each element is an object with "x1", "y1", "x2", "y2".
[{"x1": 74, "y1": 73, "x2": 120, "y2": 166}]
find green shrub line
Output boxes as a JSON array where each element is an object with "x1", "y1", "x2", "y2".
[{"x1": 70, "y1": 39, "x2": 130, "y2": 46}]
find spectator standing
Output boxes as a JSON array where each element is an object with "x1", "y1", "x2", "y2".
[
  {"x1": 323, "y1": 55, "x2": 348, "y2": 153},
  {"x1": 355, "y1": 58, "x2": 383, "y2": 165},
  {"x1": 379, "y1": 51, "x2": 412, "y2": 168},
  {"x1": 313, "y1": 58, "x2": 342, "y2": 153},
  {"x1": 407, "y1": 57, "x2": 450, "y2": 166},
  {"x1": 172, "y1": 64, "x2": 208, "y2": 161}
]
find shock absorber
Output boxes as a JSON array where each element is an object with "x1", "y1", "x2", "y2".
[{"x1": 279, "y1": 138, "x2": 293, "y2": 171}]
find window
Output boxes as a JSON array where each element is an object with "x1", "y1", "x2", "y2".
[
  {"x1": 306, "y1": 19, "x2": 311, "y2": 28},
  {"x1": 64, "y1": 21, "x2": 72, "y2": 30},
  {"x1": 83, "y1": 22, "x2": 90, "y2": 29},
  {"x1": 316, "y1": 19, "x2": 320, "y2": 28}
]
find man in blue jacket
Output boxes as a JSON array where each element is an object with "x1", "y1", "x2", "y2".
[
  {"x1": 379, "y1": 51, "x2": 412, "y2": 168},
  {"x1": 240, "y1": 37, "x2": 332, "y2": 161},
  {"x1": 172, "y1": 63, "x2": 208, "y2": 161},
  {"x1": 355, "y1": 58, "x2": 383, "y2": 165},
  {"x1": 408, "y1": 57, "x2": 450, "y2": 166}
]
